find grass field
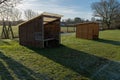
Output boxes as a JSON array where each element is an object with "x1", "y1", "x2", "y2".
[{"x1": 0, "y1": 30, "x2": 120, "y2": 80}]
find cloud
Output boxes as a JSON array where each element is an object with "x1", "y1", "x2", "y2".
[{"x1": 16, "y1": 0, "x2": 93, "y2": 20}]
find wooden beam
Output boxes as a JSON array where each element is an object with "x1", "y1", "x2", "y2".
[
  {"x1": 1, "y1": 20, "x2": 9, "y2": 39},
  {"x1": 44, "y1": 18, "x2": 60, "y2": 25},
  {"x1": 43, "y1": 15, "x2": 61, "y2": 19},
  {"x1": 7, "y1": 21, "x2": 14, "y2": 39},
  {"x1": 41, "y1": 16, "x2": 45, "y2": 48}
]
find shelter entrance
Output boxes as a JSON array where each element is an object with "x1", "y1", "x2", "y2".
[
  {"x1": 19, "y1": 12, "x2": 62, "y2": 48},
  {"x1": 44, "y1": 39, "x2": 59, "y2": 48}
]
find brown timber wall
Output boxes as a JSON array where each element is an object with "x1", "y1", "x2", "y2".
[
  {"x1": 19, "y1": 16, "x2": 44, "y2": 48},
  {"x1": 44, "y1": 19, "x2": 60, "y2": 39},
  {"x1": 19, "y1": 14, "x2": 61, "y2": 48},
  {"x1": 76, "y1": 22, "x2": 99, "y2": 39}
]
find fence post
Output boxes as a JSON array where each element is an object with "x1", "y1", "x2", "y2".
[
  {"x1": 8, "y1": 21, "x2": 14, "y2": 39},
  {"x1": 1, "y1": 19, "x2": 9, "y2": 39}
]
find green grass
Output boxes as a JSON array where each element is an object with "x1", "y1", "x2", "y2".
[{"x1": 0, "y1": 30, "x2": 120, "y2": 80}]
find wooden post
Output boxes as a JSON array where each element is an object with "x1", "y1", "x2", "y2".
[
  {"x1": 7, "y1": 21, "x2": 14, "y2": 39},
  {"x1": 74, "y1": 25, "x2": 76, "y2": 32},
  {"x1": 1, "y1": 20, "x2": 9, "y2": 39},
  {"x1": 41, "y1": 16, "x2": 44, "y2": 48},
  {"x1": 66, "y1": 24, "x2": 68, "y2": 33}
]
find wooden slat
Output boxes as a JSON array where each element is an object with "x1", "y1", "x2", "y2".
[{"x1": 76, "y1": 22, "x2": 99, "y2": 40}]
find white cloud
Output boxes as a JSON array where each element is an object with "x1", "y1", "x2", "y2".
[{"x1": 16, "y1": 0, "x2": 93, "y2": 20}]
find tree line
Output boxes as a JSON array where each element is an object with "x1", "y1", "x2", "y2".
[
  {"x1": 0, "y1": 8, "x2": 39, "y2": 26},
  {"x1": 0, "y1": 0, "x2": 39, "y2": 25},
  {"x1": 61, "y1": 17, "x2": 90, "y2": 25}
]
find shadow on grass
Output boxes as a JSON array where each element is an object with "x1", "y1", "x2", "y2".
[
  {"x1": 94, "y1": 39, "x2": 120, "y2": 46},
  {"x1": 0, "y1": 52, "x2": 51, "y2": 80},
  {"x1": 0, "y1": 61, "x2": 14, "y2": 80},
  {"x1": 28, "y1": 45, "x2": 120, "y2": 80},
  {"x1": 0, "y1": 40, "x2": 11, "y2": 45}
]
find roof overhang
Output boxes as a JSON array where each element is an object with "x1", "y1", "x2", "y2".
[
  {"x1": 42, "y1": 12, "x2": 63, "y2": 24},
  {"x1": 19, "y1": 12, "x2": 63, "y2": 26}
]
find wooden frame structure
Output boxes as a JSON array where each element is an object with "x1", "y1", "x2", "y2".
[
  {"x1": 76, "y1": 22, "x2": 99, "y2": 40},
  {"x1": 19, "y1": 12, "x2": 63, "y2": 48},
  {"x1": 1, "y1": 21, "x2": 14, "y2": 39}
]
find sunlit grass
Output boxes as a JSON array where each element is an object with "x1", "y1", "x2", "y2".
[{"x1": 0, "y1": 30, "x2": 120, "y2": 80}]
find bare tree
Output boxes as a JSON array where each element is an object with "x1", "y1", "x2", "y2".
[
  {"x1": 24, "y1": 9, "x2": 39, "y2": 20},
  {"x1": 91, "y1": 0, "x2": 120, "y2": 29},
  {"x1": 0, "y1": 0, "x2": 22, "y2": 13},
  {"x1": 91, "y1": 17, "x2": 96, "y2": 22},
  {"x1": 10, "y1": 8, "x2": 22, "y2": 21},
  {"x1": 74, "y1": 17, "x2": 83, "y2": 24},
  {"x1": 0, "y1": 11, "x2": 5, "y2": 20},
  {"x1": 0, "y1": 0, "x2": 22, "y2": 39},
  {"x1": 0, "y1": 0, "x2": 6, "y2": 4},
  {"x1": 0, "y1": 0, "x2": 22, "y2": 21}
]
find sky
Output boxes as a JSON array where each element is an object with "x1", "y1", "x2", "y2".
[{"x1": 16, "y1": 0, "x2": 120, "y2": 20}]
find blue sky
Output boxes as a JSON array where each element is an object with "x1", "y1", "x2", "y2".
[{"x1": 16, "y1": 0, "x2": 120, "y2": 20}]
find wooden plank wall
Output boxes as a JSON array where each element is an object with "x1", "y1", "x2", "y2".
[
  {"x1": 44, "y1": 19, "x2": 60, "y2": 47},
  {"x1": 19, "y1": 16, "x2": 61, "y2": 48},
  {"x1": 19, "y1": 16, "x2": 44, "y2": 48},
  {"x1": 76, "y1": 23, "x2": 99, "y2": 40},
  {"x1": 44, "y1": 19, "x2": 60, "y2": 40}
]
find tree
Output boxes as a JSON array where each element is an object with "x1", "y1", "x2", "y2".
[
  {"x1": 91, "y1": 17, "x2": 96, "y2": 22},
  {"x1": 0, "y1": 0, "x2": 22, "y2": 21},
  {"x1": 74, "y1": 17, "x2": 82, "y2": 24},
  {"x1": 91, "y1": 0, "x2": 120, "y2": 29},
  {"x1": 0, "y1": 0, "x2": 7, "y2": 4},
  {"x1": 0, "y1": 0, "x2": 22, "y2": 13},
  {"x1": 65, "y1": 18, "x2": 72, "y2": 24},
  {"x1": 24, "y1": 9, "x2": 39, "y2": 20},
  {"x1": 0, "y1": 0, "x2": 22, "y2": 39},
  {"x1": 11, "y1": 8, "x2": 22, "y2": 21}
]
